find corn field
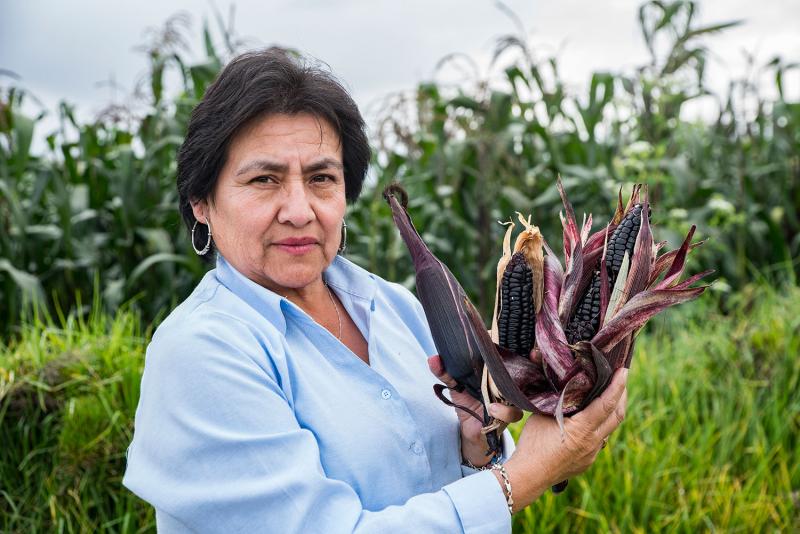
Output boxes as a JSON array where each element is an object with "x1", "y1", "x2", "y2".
[
  {"x1": 1, "y1": 1, "x2": 798, "y2": 531},
  {"x1": 2, "y1": 1, "x2": 798, "y2": 332}
]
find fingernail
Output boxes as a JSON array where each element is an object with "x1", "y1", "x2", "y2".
[
  {"x1": 622, "y1": 368, "x2": 629, "y2": 381},
  {"x1": 488, "y1": 403, "x2": 499, "y2": 417}
]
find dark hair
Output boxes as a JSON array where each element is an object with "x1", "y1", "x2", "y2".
[{"x1": 177, "y1": 47, "x2": 370, "y2": 260}]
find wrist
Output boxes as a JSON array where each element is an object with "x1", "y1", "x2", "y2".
[
  {"x1": 501, "y1": 457, "x2": 548, "y2": 512},
  {"x1": 462, "y1": 450, "x2": 501, "y2": 470},
  {"x1": 461, "y1": 437, "x2": 496, "y2": 467},
  {"x1": 490, "y1": 463, "x2": 514, "y2": 515}
]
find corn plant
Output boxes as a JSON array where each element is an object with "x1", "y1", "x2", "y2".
[
  {"x1": 1, "y1": 0, "x2": 798, "y2": 335},
  {"x1": 351, "y1": 0, "x2": 799, "y2": 320},
  {"x1": 0, "y1": 16, "x2": 235, "y2": 336}
]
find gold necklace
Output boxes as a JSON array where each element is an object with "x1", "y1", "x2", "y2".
[{"x1": 324, "y1": 281, "x2": 342, "y2": 341}]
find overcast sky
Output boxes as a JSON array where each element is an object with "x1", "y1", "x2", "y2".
[{"x1": 2, "y1": 0, "x2": 798, "y2": 139}]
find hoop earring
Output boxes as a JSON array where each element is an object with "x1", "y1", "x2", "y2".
[
  {"x1": 191, "y1": 218, "x2": 213, "y2": 256},
  {"x1": 338, "y1": 219, "x2": 347, "y2": 254}
]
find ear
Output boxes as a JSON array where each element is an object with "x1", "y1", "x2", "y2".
[{"x1": 190, "y1": 198, "x2": 209, "y2": 223}]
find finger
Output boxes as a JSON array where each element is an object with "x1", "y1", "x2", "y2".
[
  {"x1": 595, "y1": 387, "x2": 627, "y2": 438},
  {"x1": 488, "y1": 403, "x2": 524, "y2": 424},
  {"x1": 427, "y1": 355, "x2": 459, "y2": 388},
  {"x1": 572, "y1": 367, "x2": 628, "y2": 429}
]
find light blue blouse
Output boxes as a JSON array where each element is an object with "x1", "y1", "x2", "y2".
[{"x1": 123, "y1": 254, "x2": 514, "y2": 533}]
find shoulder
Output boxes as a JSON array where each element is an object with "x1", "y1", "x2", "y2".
[
  {"x1": 334, "y1": 256, "x2": 434, "y2": 350},
  {"x1": 145, "y1": 272, "x2": 285, "y2": 382},
  {"x1": 335, "y1": 256, "x2": 423, "y2": 314}
]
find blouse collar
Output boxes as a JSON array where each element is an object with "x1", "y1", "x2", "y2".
[{"x1": 213, "y1": 254, "x2": 378, "y2": 335}]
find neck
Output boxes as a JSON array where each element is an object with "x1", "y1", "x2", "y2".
[
  {"x1": 282, "y1": 277, "x2": 341, "y2": 340},
  {"x1": 277, "y1": 278, "x2": 328, "y2": 311}
]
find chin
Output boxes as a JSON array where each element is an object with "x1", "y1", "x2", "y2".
[{"x1": 269, "y1": 264, "x2": 324, "y2": 289}]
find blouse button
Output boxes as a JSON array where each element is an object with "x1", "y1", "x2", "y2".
[
  {"x1": 381, "y1": 389, "x2": 392, "y2": 400},
  {"x1": 411, "y1": 441, "x2": 424, "y2": 455}
]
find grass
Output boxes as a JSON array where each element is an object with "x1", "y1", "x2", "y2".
[
  {"x1": 0, "y1": 306, "x2": 154, "y2": 533},
  {"x1": 1, "y1": 284, "x2": 797, "y2": 532},
  {"x1": 512, "y1": 283, "x2": 800, "y2": 532}
]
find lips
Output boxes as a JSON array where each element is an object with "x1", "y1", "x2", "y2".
[
  {"x1": 273, "y1": 237, "x2": 320, "y2": 256},
  {"x1": 275, "y1": 237, "x2": 318, "y2": 246}
]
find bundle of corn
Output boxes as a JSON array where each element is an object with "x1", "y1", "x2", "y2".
[
  {"x1": 383, "y1": 181, "x2": 711, "y2": 458},
  {"x1": 482, "y1": 181, "x2": 711, "y2": 424}
]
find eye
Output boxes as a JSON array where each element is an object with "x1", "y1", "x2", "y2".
[
  {"x1": 311, "y1": 174, "x2": 337, "y2": 184},
  {"x1": 250, "y1": 175, "x2": 277, "y2": 184}
]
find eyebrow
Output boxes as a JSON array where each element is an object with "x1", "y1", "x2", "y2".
[{"x1": 235, "y1": 157, "x2": 344, "y2": 176}]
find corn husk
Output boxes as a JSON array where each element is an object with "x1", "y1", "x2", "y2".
[
  {"x1": 384, "y1": 180, "x2": 711, "y2": 439},
  {"x1": 497, "y1": 179, "x2": 712, "y2": 420}
]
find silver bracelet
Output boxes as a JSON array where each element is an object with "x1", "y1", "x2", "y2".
[
  {"x1": 461, "y1": 452, "x2": 500, "y2": 471},
  {"x1": 491, "y1": 464, "x2": 514, "y2": 515}
]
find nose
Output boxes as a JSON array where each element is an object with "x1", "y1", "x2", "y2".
[{"x1": 275, "y1": 179, "x2": 315, "y2": 227}]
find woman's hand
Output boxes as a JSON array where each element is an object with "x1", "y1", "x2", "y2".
[
  {"x1": 427, "y1": 355, "x2": 523, "y2": 467},
  {"x1": 503, "y1": 367, "x2": 628, "y2": 512}
]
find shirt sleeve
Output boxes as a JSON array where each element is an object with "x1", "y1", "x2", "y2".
[{"x1": 123, "y1": 313, "x2": 511, "y2": 534}]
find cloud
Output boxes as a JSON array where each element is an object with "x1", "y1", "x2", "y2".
[{"x1": 1, "y1": 0, "x2": 796, "y2": 128}]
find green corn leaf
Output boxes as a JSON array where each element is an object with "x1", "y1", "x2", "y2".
[
  {"x1": 0, "y1": 259, "x2": 45, "y2": 305},
  {"x1": 127, "y1": 253, "x2": 194, "y2": 289},
  {"x1": 11, "y1": 112, "x2": 34, "y2": 176}
]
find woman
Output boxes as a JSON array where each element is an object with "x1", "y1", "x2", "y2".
[{"x1": 123, "y1": 48, "x2": 627, "y2": 533}]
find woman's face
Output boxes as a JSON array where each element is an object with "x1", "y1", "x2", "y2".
[{"x1": 192, "y1": 113, "x2": 346, "y2": 293}]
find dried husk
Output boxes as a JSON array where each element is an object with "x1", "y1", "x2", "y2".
[
  {"x1": 489, "y1": 219, "x2": 516, "y2": 344},
  {"x1": 511, "y1": 213, "x2": 545, "y2": 314}
]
